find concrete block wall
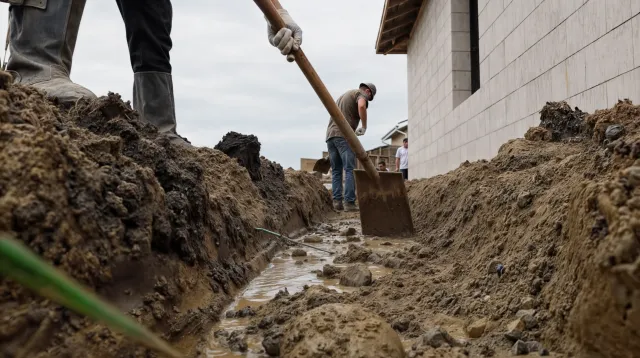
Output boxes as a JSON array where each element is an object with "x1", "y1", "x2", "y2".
[{"x1": 407, "y1": 0, "x2": 640, "y2": 179}]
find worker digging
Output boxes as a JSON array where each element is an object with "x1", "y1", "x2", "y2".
[{"x1": 1, "y1": 1, "x2": 640, "y2": 358}]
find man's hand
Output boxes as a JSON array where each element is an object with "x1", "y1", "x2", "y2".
[
  {"x1": 355, "y1": 127, "x2": 366, "y2": 136},
  {"x1": 267, "y1": 9, "x2": 303, "y2": 62}
]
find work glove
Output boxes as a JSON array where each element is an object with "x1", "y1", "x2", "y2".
[
  {"x1": 355, "y1": 127, "x2": 366, "y2": 136},
  {"x1": 267, "y1": 9, "x2": 303, "y2": 62}
]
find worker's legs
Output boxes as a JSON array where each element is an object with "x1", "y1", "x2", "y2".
[
  {"x1": 115, "y1": 0, "x2": 188, "y2": 145},
  {"x1": 327, "y1": 138, "x2": 344, "y2": 210},
  {"x1": 5, "y1": 0, "x2": 97, "y2": 104},
  {"x1": 332, "y1": 137, "x2": 357, "y2": 208},
  {"x1": 336, "y1": 138, "x2": 356, "y2": 210},
  {"x1": 400, "y1": 168, "x2": 408, "y2": 180}
]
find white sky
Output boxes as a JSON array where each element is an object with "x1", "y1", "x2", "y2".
[{"x1": 0, "y1": 1, "x2": 408, "y2": 169}]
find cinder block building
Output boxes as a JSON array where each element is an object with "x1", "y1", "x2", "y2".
[{"x1": 376, "y1": 0, "x2": 640, "y2": 179}]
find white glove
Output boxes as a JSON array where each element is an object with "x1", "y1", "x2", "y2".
[
  {"x1": 355, "y1": 127, "x2": 366, "y2": 136},
  {"x1": 267, "y1": 9, "x2": 303, "y2": 62}
]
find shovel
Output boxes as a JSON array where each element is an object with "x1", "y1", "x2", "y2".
[
  {"x1": 254, "y1": 0, "x2": 414, "y2": 237},
  {"x1": 312, "y1": 156, "x2": 331, "y2": 174}
]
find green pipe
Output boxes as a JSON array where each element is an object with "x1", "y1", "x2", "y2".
[{"x1": 255, "y1": 227, "x2": 335, "y2": 255}]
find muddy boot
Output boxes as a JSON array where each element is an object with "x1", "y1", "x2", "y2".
[
  {"x1": 5, "y1": 0, "x2": 97, "y2": 104},
  {"x1": 133, "y1": 72, "x2": 191, "y2": 147},
  {"x1": 344, "y1": 202, "x2": 359, "y2": 212},
  {"x1": 333, "y1": 200, "x2": 344, "y2": 211}
]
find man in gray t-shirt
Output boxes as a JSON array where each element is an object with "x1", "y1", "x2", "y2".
[
  {"x1": 325, "y1": 82, "x2": 376, "y2": 212},
  {"x1": 395, "y1": 138, "x2": 409, "y2": 180}
]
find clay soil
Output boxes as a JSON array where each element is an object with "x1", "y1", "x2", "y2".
[
  {"x1": 247, "y1": 100, "x2": 640, "y2": 358},
  {"x1": 0, "y1": 71, "x2": 332, "y2": 357}
]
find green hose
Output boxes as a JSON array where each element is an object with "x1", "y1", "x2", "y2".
[{"x1": 0, "y1": 233, "x2": 181, "y2": 358}]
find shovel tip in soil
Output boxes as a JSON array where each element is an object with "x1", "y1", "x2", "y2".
[{"x1": 354, "y1": 170, "x2": 414, "y2": 237}]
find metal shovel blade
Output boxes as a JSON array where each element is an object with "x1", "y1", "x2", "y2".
[
  {"x1": 354, "y1": 169, "x2": 414, "y2": 237},
  {"x1": 313, "y1": 157, "x2": 331, "y2": 174}
]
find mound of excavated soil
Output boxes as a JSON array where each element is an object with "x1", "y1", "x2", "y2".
[
  {"x1": 0, "y1": 71, "x2": 331, "y2": 357},
  {"x1": 281, "y1": 303, "x2": 406, "y2": 358},
  {"x1": 247, "y1": 100, "x2": 640, "y2": 358}
]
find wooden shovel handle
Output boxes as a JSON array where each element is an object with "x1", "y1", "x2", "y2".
[{"x1": 254, "y1": 0, "x2": 380, "y2": 183}]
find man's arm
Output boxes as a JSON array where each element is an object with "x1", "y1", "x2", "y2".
[
  {"x1": 271, "y1": 0, "x2": 283, "y2": 9},
  {"x1": 358, "y1": 97, "x2": 368, "y2": 130},
  {"x1": 395, "y1": 148, "x2": 401, "y2": 171}
]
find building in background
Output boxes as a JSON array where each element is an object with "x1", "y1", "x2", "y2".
[
  {"x1": 381, "y1": 119, "x2": 409, "y2": 146},
  {"x1": 300, "y1": 158, "x2": 318, "y2": 172},
  {"x1": 376, "y1": 0, "x2": 639, "y2": 179}
]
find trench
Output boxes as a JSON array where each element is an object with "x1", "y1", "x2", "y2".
[{"x1": 202, "y1": 217, "x2": 415, "y2": 357}]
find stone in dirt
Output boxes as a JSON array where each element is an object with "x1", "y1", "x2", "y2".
[
  {"x1": 235, "y1": 306, "x2": 256, "y2": 318},
  {"x1": 519, "y1": 297, "x2": 534, "y2": 310},
  {"x1": 280, "y1": 303, "x2": 405, "y2": 358},
  {"x1": 346, "y1": 236, "x2": 361, "y2": 242},
  {"x1": 466, "y1": 318, "x2": 487, "y2": 338},
  {"x1": 505, "y1": 318, "x2": 525, "y2": 341},
  {"x1": 303, "y1": 235, "x2": 323, "y2": 243},
  {"x1": 262, "y1": 327, "x2": 283, "y2": 357},
  {"x1": 515, "y1": 310, "x2": 537, "y2": 330},
  {"x1": 227, "y1": 330, "x2": 248, "y2": 352},
  {"x1": 214, "y1": 131, "x2": 262, "y2": 181},
  {"x1": 333, "y1": 244, "x2": 373, "y2": 264},
  {"x1": 419, "y1": 326, "x2": 464, "y2": 348},
  {"x1": 295, "y1": 260, "x2": 303, "y2": 265},
  {"x1": 339, "y1": 264, "x2": 372, "y2": 287},
  {"x1": 291, "y1": 249, "x2": 307, "y2": 257},
  {"x1": 322, "y1": 264, "x2": 342, "y2": 279},
  {"x1": 341, "y1": 227, "x2": 357, "y2": 236},
  {"x1": 381, "y1": 241, "x2": 393, "y2": 246},
  {"x1": 512, "y1": 340, "x2": 529, "y2": 355}
]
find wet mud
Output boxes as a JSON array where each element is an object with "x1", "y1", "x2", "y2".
[{"x1": 208, "y1": 101, "x2": 640, "y2": 358}]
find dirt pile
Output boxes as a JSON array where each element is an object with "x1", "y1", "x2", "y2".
[
  {"x1": 0, "y1": 72, "x2": 331, "y2": 357},
  {"x1": 245, "y1": 100, "x2": 640, "y2": 357}
]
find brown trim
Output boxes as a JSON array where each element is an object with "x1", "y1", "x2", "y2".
[
  {"x1": 408, "y1": 0, "x2": 427, "y2": 40},
  {"x1": 375, "y1": 0, "x2": 426, "y2": 55}
]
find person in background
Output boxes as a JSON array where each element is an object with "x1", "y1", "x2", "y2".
[
  {"x1": 325, "y1": 82, "x2": 377, "y2": 212},
  {"x1": 2, "y1": 0, "x2": 302, "y2": 146},
  {"x1": 395, "y1": 137, "x2": 408, "y2": 180},
  {"x1": 377, "y1": 160, "x2": 389, "y2": 172}
]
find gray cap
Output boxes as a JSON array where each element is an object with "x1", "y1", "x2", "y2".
[{"x1": 360, "y1": 82, "x2": 377, "y2": 100}]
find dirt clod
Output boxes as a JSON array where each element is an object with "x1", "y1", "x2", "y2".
[
  {"x1": 339, "y1": 264, "x2": 372, "y2": 287},
  {"x1": 322, "y1": 264, "x2": 341, "y2": 279},
  {"x1": 303, "y1": 235, "x2": 323, "y2": 243},
  {"x1": 333, "y1": 244, "x2": 372, "y2": 264},
  {"x1": 214, "y1": 131, "x2": 262, "y2": 181},
  {"x1": 466, "y1": 318, "x2": 487, "y2": 338},
  {"x1": 512, "y1": 340, "x2": 529, "y2": 355},
  {"x1": 280, "y1": 303, "x2": 405, "y2": 358},
  {"x1": 291, "y1": 249, "x2": 307, "y2": 257}
]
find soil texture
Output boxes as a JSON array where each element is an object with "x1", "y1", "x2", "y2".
[
  {"x1": 0, "y1": 72, "x2": 332, "y2": 358},
  {"x1": 244, "y1": 100, "x2": 640, "y2": 358}
]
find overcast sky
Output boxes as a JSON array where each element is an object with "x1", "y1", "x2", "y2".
[{"x1": 0, "y1": 1, "x2": 408, "y2": 169}]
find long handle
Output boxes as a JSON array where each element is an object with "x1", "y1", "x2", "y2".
[{"x1": 254, "y1": 0, "x2": 380, "y2": 184}]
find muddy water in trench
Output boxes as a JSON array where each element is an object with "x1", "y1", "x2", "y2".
[{"x1": 204, "y1": 218, "x2": 413, "y2": 357}]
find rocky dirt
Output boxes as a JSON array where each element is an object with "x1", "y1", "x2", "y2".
[
  {"x1": 0, "y1": 71, "x2": 332, "y2": 357},
  {"x1": 241, "y1": 100, "x2": 640, "y2": 357}
]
